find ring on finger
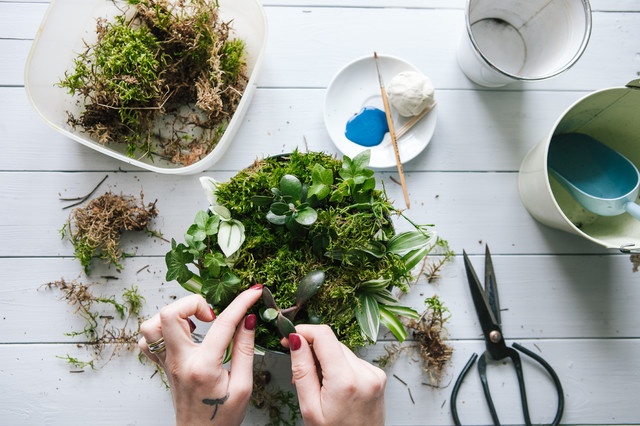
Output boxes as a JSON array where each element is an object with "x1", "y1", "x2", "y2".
[{"x1": 148, "y1": 337, "x2": 166, "y2": 354}]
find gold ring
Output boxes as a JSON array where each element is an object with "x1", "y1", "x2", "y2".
[{"x1": 147, "y1": 336, "x2": 166, "y2": 354}]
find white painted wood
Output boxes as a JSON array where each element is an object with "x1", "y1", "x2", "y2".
[
  {"x1": 1, "y1": 255, "x2": 638, "y2": 344},
  {"x1": 2, "y1": 1, "x2": 640, "y2": 425},
  {"x1": 0, "y1": 87, "x2": 589, "y2": 172},
  {"x1": 3, "y1": 5, "x2": 640, "y2": 91},
  {"x1": 1, "y1": 339, "x2": 639, "y2": 424},
  {"x1": 0, "y1": 171, "x2": 612, "y2": 255}
]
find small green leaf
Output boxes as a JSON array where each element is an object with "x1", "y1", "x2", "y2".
[
  {"x1": 204, "y1": 216, "x2": 220, "y2": 236},
  {"x1": 312, "y1": 163, "x2": 333, "y2": 186},
  {"x1": 251, "y1": 195, "x2": 273, "y2": 206},
  {"x1": 203, "y1": 252, "x2": 226, "y2": 276},
  {"x1": 294, "y1": 207, "x2": 318, "y2": 226},
  {"x1": 402, "y1": 246, "x2": 431, "y2": 272},
  {"x1": 165, "y1": 247, "x2": 194, "y2": 284},
  {"x1": 308, "y1": 183, "x2": 330, "y2": 201},
  {"x1": 379, "y1": 305, "x2": 408, "y2": 342},
  {"x1": 262, "y1": 308, "x2": 279, "y2": 321},
  {"x1": 262, "y1": 287, "x2": 278, "y2": 309},
  {"x1": 186, "y1": 224, "x2": 206, "y2": 242},
  {"x1": 354, "y1": 293, "x2": 380, "y2": 342},
  {"x1": 210, "y1": 205, "x2": 231, "y2": 221},
  {"x1": 277, "y1": 313, "x2": 297, "y2": 337},
  {"x1": 296, "y1": 270, "x2": 325, "y2": 306},
  {"x1": 202, "y1": 271, "x2": 241, "y2": 306},
  {"x1": 270, "y1": 202, "x2": 290, "y2": 216},
  {"x1": 360, "y1": 278, "x2": 391, "y2": 291},
  {"x1": 266, "y1": 211, "x2": 286, "y2": 225},
  {"x1": 387, "y1": 230, "x2": 435, "y2": 255},
  {"x1": 280, "y1": 174, "x2": 303, "y2": 201},
  {"x1": 362, "y1": 177, "x2": 376, "y2": 192},
  {"x1": 352, "y1": 150, "x2": 371, "y2": 171},
  {"x1": 217, "y1": 220, "x2": 245, "y2": 258},
  {"x1": 383, "y1": 304, "x2": 420, "y2": 319},
  {"x1": 194, "y1": 211, "x2": 209, "y2": 229}
]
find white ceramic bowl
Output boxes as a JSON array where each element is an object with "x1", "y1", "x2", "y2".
[
  {"x1": 24, "y1": 0, "x2": 267, "y2": 174},
  {"x1": 324, "y1": 55, "x2": 437, "y2": 168}
]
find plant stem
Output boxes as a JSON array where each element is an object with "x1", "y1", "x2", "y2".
[{"x1": 181, "y1": 276, "x2": 203, "y2": 294}]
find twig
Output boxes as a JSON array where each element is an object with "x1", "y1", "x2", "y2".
[
  {"x1": 60, "y1": 175, "x2": 109, "y2": 209},
  {"x1": 408, "y1": 387, "x2": 415, "y2": 405},
  {"x1": 136, "y1": 264, "x2": 150, "y2": 274},
  {"x1": 389, "y1": 176, "x2": 401, "y2": 186},
  {"x1": 393, "y1": 374, "x2": 408, "y2": 386}
]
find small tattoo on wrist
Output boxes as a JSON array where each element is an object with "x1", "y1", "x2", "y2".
[{"x1": 202, "y1": 393, "x2": 230, "y2": 421}]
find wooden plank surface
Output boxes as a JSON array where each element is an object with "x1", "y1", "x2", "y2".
[{"x1": 1, "y1": 0, "x2": 639, "y2": 425}]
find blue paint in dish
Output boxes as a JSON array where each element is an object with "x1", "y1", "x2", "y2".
[{"x1": 345, "y1": 106, "x2": 389, "y2": 147}]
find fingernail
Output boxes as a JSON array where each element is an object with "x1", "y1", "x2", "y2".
[
  {"x1": 250, "y1": 284, "x2": 263, "y2": 291},
  {"x1": 245, "y1": 314, "x2": 256, "y2": 331},
  {"x1": 187, "y1": 318, "x2": 196, "y2": 332},
  {"x1": 209, "y1": 306, "x2": 216, "y2": 319},
  {"x1": 289, "y1": 333, "x2": 301, "y2": 351}
]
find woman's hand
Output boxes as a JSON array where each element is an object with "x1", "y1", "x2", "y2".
[
  {"x1": 138, "y1": 285, "x2": 263, "y2": 426},
  {"x1": 288, "y1": 325, "x2": 387, "y2": 426}
]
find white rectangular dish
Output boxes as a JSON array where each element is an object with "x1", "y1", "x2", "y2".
[{"x1": 25, "y1": 0, "x2": 267, "y2": 174}]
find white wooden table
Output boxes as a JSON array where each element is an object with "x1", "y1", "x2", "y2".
[{"x1": 2, "y1": 1, "x2": 640, "y2": 424}]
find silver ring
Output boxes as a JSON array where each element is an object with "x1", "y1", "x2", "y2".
[{"x1": 148, "y1": 337, "x2": 166, "y2": 354}]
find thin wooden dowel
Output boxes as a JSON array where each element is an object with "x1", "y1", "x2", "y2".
[{"x1": 374, "y1": 52, "x2": 410, "y2": 209}]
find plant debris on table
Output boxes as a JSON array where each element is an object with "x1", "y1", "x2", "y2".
[
  {"x1": 58, "y1": 0, "x2": 248, "y2": 165},
  {"x1": 376, "y1": 295, "x2": 453, "y2": 386},
  {"x1": 61, "y1": 192, "x2": 159, "y2": 273},
  {"x1": 166, "y1": 150, "x2": 439, "y2": 351}
]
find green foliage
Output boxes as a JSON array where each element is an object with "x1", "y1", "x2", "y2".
[{"x1": 166, "y1": 150, "x2": 439, "y2": 351}]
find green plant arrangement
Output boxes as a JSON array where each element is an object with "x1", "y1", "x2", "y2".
[
  {"x1": 58, "y1": 0, "x2": 247, "y2": 165},
  {"x1": 165, "y1": 150, "x2": 437, "y2": 351}
]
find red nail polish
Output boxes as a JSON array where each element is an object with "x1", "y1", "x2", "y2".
[
  {"x1": 289, "y1": 333, "x2": 301, "y2": 351},
  {"x1": 187, "y1": 318, "x2": 196, "y2": 332},
  {"x1": 209, "y1": 306, "x2": 216, "y2": 319},
  {"x1": 250, "y1": 283, "x2": 263, "y2": 291},
  {"x1": 245, "y1": 314, "x2": 256, "y2": 331}
]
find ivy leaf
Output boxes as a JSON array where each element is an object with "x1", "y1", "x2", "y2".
[
  {"x1": 202, "y1": 272, "x2": 241, "y2": 306},
  {"x1": 203, "y1": 252, "x2": 226, "y2": 276},
  {"x1": 355, "y1": 293, "x2": 380, "y2": 342},
  {"x1": 379, "y1": 305, "x2": 408, "y2": 342},
  {"x1": 270, "y1": 202, "x2": 290, "y2": 216},
  {"x1": 277, "y1": 313, "x2": 297, "y2": 337},
  {"x1": 204, "y1": 215, "x2": 220, "y2": 236},
  {"x1": 262, "y1": 308, "x2": 279, "y2": 321},
  {"x1": 294, "y1": 207, "x2": 318, "y2": 226},
  {"x1": 194, "y1": 211, "x2": 209, "y2": 229},
  {"x1": 308, "y1": 183, "x2": 330, "y2": 201},
  {"x1": 165, "y1": 246, "x2": 194, "y2": 284},
  {"x1": 312, "y1": 163, "x2": 333, "y2": 186},
  {"x1": 251, "y1": 195, "x2": 273, "y2": 206},
  {"x1": 266, "y1": 211, "x2": 286, "y2": 225},
  {"x1": 361, "y1": 176, "x2": 376, "y2": 192},
  {"x1": 262, "y1": 286, "x2": 278, "y2": 309},
  {"x1": 186, "y1": 223, "x2": 206, "y2": 242},
  {"x1": 296, "y1": 270, "x2": 325, "y2": 306},
  {"x1": 218, "y1": 220, "x2": 245, "y2": 258},
  {"x1": 280, "y1": 174, "x2": 302, "y2": 201}
]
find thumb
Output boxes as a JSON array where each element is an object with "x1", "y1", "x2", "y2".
[{"x1": 289, "y1": 333, "x2": 321, "y2": 410}]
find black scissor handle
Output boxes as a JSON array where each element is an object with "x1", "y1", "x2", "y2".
[{"x1": 451, "y1": 343, "x2": 564, "y2": 426}]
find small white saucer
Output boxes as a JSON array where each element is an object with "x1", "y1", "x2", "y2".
[{"x1": 324, "y1": 54, "x2": 437, "y2": 168}]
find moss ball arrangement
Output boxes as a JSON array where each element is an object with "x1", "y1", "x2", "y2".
[
  {"x1": 58, "y1": 0, "x2": 248, "y2": 165},
  {"x1": 165, "y1": 150, "x2": 436, "y2": 351}
]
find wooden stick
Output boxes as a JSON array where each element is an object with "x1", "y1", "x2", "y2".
[
  {"x1": 374, "y1": 52, "x2": 410, "y2": 209},
  {"x1": 396, "y1": 101, "x2": 437, "y2": 139}
]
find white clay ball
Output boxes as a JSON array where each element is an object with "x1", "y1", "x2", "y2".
[{"x1": 387, "y1": 71, "x2": 435, "y2": 117}]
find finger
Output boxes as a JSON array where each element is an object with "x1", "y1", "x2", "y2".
[
  {"x1": 159, "y1": 294, "x2": 213, "y2": 357},
  {"x1": 289, "y1": 333, "x2": 321, "y2": 413},
  {"x1": 140, "y1": 313, "x2": 165, "y2": 363},
  {"x1": 138, "y1": 336, "x2": 160, "y2": 365},
  {"x1": 293, "y1": 324, "x2": 351, "y2": 381},
  {"x1": 201, "y1": 285, "x2": 263, "y2": 363},
  {"x1": 340, "y1": 343, "x2": 386, "y2": 382},
  {"x1": 228, "y1": 314, "x2": 257, "y2": 398}
]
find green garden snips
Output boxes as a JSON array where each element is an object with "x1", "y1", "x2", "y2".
[{"x1": 450, "y1": 246, "x2": 564, "y2": 426}]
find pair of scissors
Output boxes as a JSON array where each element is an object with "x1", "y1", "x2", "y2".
[{"x1": 450, "y1": 246, "x2": 564, "y2": 426}]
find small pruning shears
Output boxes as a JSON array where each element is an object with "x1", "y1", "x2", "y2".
[{"x1": 450, "y1": 246, "x2": 564, "y2": 426}]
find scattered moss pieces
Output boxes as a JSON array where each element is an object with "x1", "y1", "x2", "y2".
[
  {"x1": 250, "y1": 368, "x2": 301, "y2": 426},
  {"x1": 61, "y1": 192, "x2": 158, "y2": 273},
  {"x1": 59, "y1": 0, "x2": 248, "y2": 164}
]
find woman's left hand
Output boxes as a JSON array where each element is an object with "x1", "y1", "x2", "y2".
[{"x1": 138, "y1": 285, "x2": 263, "y2": 426}]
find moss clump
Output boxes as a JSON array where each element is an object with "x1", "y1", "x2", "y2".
[
  {"x1": 59, "y1": 0, "x2": 248, "y2": 165},
  {"x1": 212, "y1": 152, "x2": 414, "y2": 350}
]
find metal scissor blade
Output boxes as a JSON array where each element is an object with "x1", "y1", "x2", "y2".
[
  {"x1": 484, "y1": 245, "x2": 501, "y2": 326},
  {"x1": 463, "y1": 250, "x2": 500, "y2": 341}
]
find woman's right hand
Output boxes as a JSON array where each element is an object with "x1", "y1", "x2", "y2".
[{"x1": 288, "y1": 325, "x2": 387, "y2": 426}]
